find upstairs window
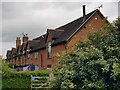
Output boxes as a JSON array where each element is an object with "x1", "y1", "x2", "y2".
[
  {"x1": 23, "y1": 51, "x2": 25, "y2": 54},
  {"x1": 34, "y1": 52, "x2": 38, "y2": 60},
  {"x1": 48, "y1": 42, "x2": 52, "y2": 59},
  {"x1": 22, "y1": 56, "x2": 25, "y2": 65},
  {"x1": 27, "y1": 53, "x2": 30, "y2": 59},
  {"x1": 18, "y1": 52, "x2": 21, "y2": 55}
]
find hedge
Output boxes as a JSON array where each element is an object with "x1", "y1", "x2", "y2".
[
  {"x1": 1, "y1": 59, "x2": 53, "y2": 89},
  {"x1": 2, "y1": 70, "x2": 50, "y2": 89}
]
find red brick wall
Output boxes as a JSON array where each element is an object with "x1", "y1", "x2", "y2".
[
  {"x1": 67, "y1": 13, "x2": 104, "y2": 50},
  {"x1": 40, "y1": 42, "x2": 65, "y2": 69},
  {"x1": 45, "y1": 33, "x2": 66, "y2": 68},
  {"x1": 52, "y1": 44, "x2": 66, "y2": 64},
  {"x1": 10, "y1": 12, "x2": 105, "y2": 70}
]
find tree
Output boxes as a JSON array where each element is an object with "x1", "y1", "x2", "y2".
[
  {"x1": 50, "y1": 18, "x2": 120, "y2": 90},
  {"x1": 1, "y1": 59, "x2": 13, "y2": 76}
]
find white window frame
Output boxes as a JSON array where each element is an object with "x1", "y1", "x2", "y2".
[
  {"x1": 34, "y1": 52, "x2": 38, "y2": 60},
  {"x1": 48, "y1": 42, "x2": 52, "y2": 59}
]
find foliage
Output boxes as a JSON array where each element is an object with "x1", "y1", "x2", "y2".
[
  {"x1": 2, "y1": 71, "x2": 50, "y2": 89},
  {"x1": 0, "y1": 57, "x2": 2, "y2": 89},
  {"x1": 2, "y1": 70, "x2": 50, "y2": 89},
  {"x1": 50, "y1": 18, "x2": 120, "y2": 90},
  {"x1": 1, "y1": 58, "x2": 50, "y2": 89},
  {"x1": 2, "y1": 60, "x2": 13, "y2": 76},
  {"x1": 2, "y1": 76, "x2": 31, "y2": 89}
]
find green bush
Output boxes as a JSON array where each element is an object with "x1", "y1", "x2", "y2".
[
  {"x1": 2, "y1": 70, "x2": 50, "y2": 89},
  {"x1": 2, "y1": 76, "x2": 31, "y2": 89},
  {"x1": 1, "y1": 59, "x2": 51, "y2": 89},
  {"x1": 49, "y1": 18, "x2": 120, "y2": 89}
]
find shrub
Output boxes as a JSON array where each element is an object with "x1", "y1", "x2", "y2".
[
  {"x1": 1, "y1": 59, "x2": 51, "y2": 89},
  {"x1": 49, "y1": 18, "x2": 120, "y2": 89}
]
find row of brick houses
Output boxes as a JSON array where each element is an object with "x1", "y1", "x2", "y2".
[{"x1": 6, "y1": 6, "x2": 108, "y2": 70}]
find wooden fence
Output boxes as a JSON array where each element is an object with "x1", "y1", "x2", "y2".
[{"x1": 31, "y1": 73, "x2": 54, "y2": 90}]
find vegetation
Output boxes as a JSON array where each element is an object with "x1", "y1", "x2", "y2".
[
  {"x1": 1, "y1": 18, "x2": 120, "y2": 89},
  {"x1": 1, "y1": 58, "x2": 50, "y2": 89},
  {"x1": 49, "y1": 18, "x2": 120, "y2": 90},
  {"x1": 0, "y1": 56, "x2": 2, "y2": 89}
]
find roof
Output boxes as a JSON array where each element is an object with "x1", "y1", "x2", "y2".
[
  {"x1": 6, "y1": 50, "x2": 12, "y2": 59},
  {"x1": 52, "y1": 9, "x2": 102, "y2": 45},
  {"x1": 31, "y1": 35, "x2": 46, "y2": 52},
  {"x1": 33, "y1": 34, "x2": 46, "y2": 41},
  {"x1": 32, "y1": 9, "x2": 104, "y2": 50},
  {"x1": 12, "y1": 48, "x2": 17, "y2": 55},
  {"x1": 29, "y1": 40, "x2": 40, "y2": 49},
  {"x1": 47, "y1": 29, "x2": 64, "y2": 39},
  {"x1": 44, "y1": 29, "x2": 64, "y2": 43},
  {"x1": 6, "y1": 9, "x2": 106, "y2": 59}
]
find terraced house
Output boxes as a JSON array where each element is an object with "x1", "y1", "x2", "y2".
[{"x1": 6, "y1": 6, "x2": 108, "y2": 71}]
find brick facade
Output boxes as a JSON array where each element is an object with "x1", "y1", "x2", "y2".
[
  {"x1": 6, "y1": 8, "x2": 107, "y2": 71},
  {"x1": 67, "y1": 13, "x2": 104, "y2": 50}
]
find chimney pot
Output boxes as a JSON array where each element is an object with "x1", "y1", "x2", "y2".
[
  {"x1": 83, "y1": 5, "x2": 86, "y2": 17},
  {"x1": 23, "y1": 34, "x2": 29, "y2": 43},
  {"x1": 16, "y1": 37, "x2": 21, "y2": 48}
]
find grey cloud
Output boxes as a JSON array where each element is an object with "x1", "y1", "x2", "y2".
[
  {"x1": 0, "y1": 2, "x2": 2, "y2": 43},
  {"x1": 2, "y1": 2, "x2": 92, "y2": 19},
  {"x1": 2, "y1": 2, "x2": 36, "y2": 19},
  {"x1": 51, "y1": 2, "x2": 92, "y2": 11},
  {"x1": 2, "y1": 2, "x2": 118, "y2": 42},
  {"x1": 118, "y1": 1, "x2": 120, "y2": 17},
  {"x1": 14, "y1": 2, "x2": 92, "y2": 11},
  {"x1": 31, "y1": 2, "x2": 53, "y2": 10},
  {"x1": 2, "y1": 2, "x2": 84, "y2": 42},
  {"x1": 2, "y1": 2, "x2": 118, "y2": 58},
  {"x1": 101, "y1": 2, "x2": 118, "y2": 21},
  {"x1": 2, "y1": 18, "x2": 47, "y2": 42}
]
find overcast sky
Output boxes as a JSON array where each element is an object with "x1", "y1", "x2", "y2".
[{"x1": 1, "y1": 1, "x2": 119, "y2": 58}]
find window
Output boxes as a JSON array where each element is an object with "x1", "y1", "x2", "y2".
[
  {"x1": 47, "y1": 64, "x2": 51, "y2": 68},
  {"x1": 34, "y1": 52, "x2": 38, "y2": 60},
  {"x1": 48, "y1": 42, "x2": 52, "y2": 58},
  {"x1": 27, "y1": 53, "x2": 30, "y2": 59},
  {"x1": 23, "y1": 51, "x2": 25, "y2": 54},
  {"x1": 22, "y1": 56, "x2": 25, "y2": 65}
]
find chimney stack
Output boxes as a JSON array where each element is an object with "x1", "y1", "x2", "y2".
[
  {"x1": 83, "y1": 5, "x2": 86, "y2": 17},
  {"x1": 16, "y1": 37, "x2": 21, "y2": 48},
  {"x1": 23, "y1": 34, "x2": 28, "y2": 43}
]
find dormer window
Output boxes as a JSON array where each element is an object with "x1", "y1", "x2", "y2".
[{"x1": 48, "y1": 42, "x2": 52, "y2": 59}]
